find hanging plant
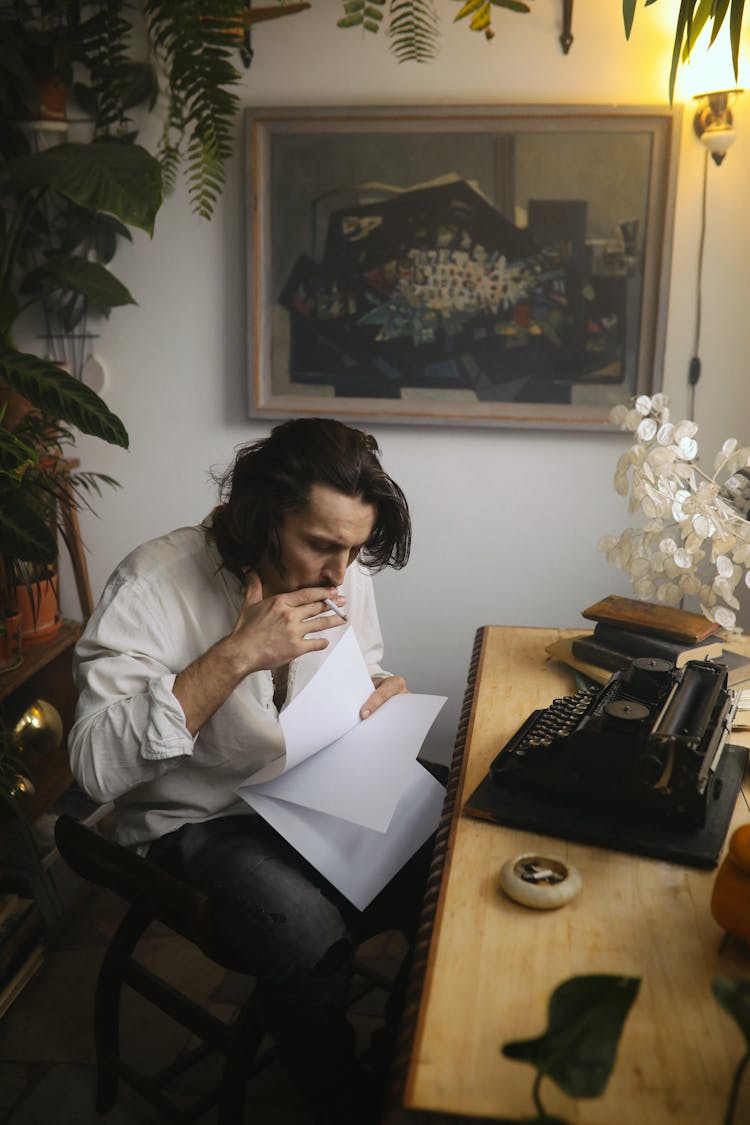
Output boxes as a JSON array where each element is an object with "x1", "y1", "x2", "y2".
[
  {"x1": 623, "y1": 0, "x2": 747, "y2": 103},
  {"x1": 337, "y1": 0, "x2": 533, "y2": 61}
]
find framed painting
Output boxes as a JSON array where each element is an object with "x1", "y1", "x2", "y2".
[{"x1": 244, "y1": 104, "x2": 681, "y2": 430}]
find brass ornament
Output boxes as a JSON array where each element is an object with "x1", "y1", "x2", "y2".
[{"x1": 12, "y1": 699, "x2": 63, "y2": 756}]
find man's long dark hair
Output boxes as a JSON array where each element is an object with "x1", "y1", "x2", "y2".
[{"x1": 209, "y1": 418, "x2": 411, "y2": 577}]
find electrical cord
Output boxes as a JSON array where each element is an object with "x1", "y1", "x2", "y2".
[{"x1": 688, "y1": 148, "x2": 709, "y2": 420}]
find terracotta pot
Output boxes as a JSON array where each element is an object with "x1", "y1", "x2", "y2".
[
  {"x1": 711, "y1": 824, "x2": 750, "y2": 944},
  {"x1": 36, "y1": 75, "x2": 67, "y2": 122},
  {"x1": 0, "y1": 385, "x2": 34, "y2": 432},
  {"x1": 0, "y1": 611, "x2": 22, "y2": 671},
  {"x1": 15, "y1": 574, "x2": 62, "y2": 645}
]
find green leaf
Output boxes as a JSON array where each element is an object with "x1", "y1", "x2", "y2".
[
  {"x1": 0, "y1": 482, "x2": 58, "y2": 564},
  {"x1": 623, "y1": 0, "x2": 638, "y2": 38},
  {"x1": 7, "y1": 142, "x2": 162, "y2": 236},
  {"x1": 35, "y1": 256, "x2": 136, "y2": 312},
  {"x1": 684, "y1": 0, "x2": 714, "y2": 54},
  {"x1": 0, "y1": 427, "x2": 38, "y2": 482},
  {"x1": 668, "y1": 1, "x2": 692, "y2": 102},
  {"x1": 713, "y1": 977, "x2": 750, "y2": 1048},
  {"x1": 502, "y1": 974, "x2": 641, "y2": 1099},
  {"x1": 729, "y1": 0, "x2": 745, "y2": 78},
  {"x1": 0, "y1": 349, "x2": 129, "y2": 449}
]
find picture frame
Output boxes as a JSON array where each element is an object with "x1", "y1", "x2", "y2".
[{"x1": 244, "y1": 104, "x2": 681, "y2": 430}]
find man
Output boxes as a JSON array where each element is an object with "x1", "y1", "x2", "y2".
[{"x1": 69, "y1": 417, "x2": 437, "y2": 1124}]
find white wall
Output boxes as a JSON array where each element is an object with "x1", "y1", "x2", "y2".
[{"x1": 62, "y1": 0, "x2": 750, "y2": 763}]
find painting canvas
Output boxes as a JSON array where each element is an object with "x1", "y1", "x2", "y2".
[{"x1": 245, "y1": 106, "x2": 681, "y2": 429}]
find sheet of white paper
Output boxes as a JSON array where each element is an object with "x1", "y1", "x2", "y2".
[
  {"x1": 245, "y1": 760, "x2": 446, "y2": 910},
  {"x1": 246, "y1": 626, "x2": 373, "y2": 785},
  {"x1": 238, "y1": 693, "x2": 446, "y2": 831}
]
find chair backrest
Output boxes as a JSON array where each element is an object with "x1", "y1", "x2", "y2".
[{"x1": 54, "y1": 814, "x2": 215, "y2": 950}]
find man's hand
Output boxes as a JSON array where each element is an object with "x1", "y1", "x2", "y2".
[
  {"x1": 232, "y1": 573, "x2": 345, "y2": 672},
  {"x1": 173, "y1": 574, "x2": 345, "y2": 734},
  {"x1": 360, "y1": 674, "x2": 408, "y2": 719}
]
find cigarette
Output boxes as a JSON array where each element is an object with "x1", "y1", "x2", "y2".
[{"x1": 323, "y1": 597, "x2": 348, "y2": 622}]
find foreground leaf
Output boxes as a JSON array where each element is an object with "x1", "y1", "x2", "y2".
[
  {"x1": 713, "y1": 977, "x2": 750, "y2": 1047},
  {"x1": 502, "y1": 974, "x2": 641, "y2": 1098}
]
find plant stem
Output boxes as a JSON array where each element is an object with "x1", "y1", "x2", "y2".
[
  {"x1": 724, "y1": 1048, "x2": 750, "y2": 1125},
  {"x1": 531, "y1": 1070, "x2": 547, "y2": 1118}
]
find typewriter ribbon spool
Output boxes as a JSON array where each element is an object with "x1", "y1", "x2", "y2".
[{"x1": 500, "y1": 853, "x2": 582, "y2": 909}]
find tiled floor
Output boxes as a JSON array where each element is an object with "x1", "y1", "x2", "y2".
[{"x1": 0, "y1": 883, "x2": 406, "y2": 1124}]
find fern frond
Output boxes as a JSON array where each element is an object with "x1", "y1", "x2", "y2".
[
  {"x1": 388, "y1": 0, "x2": 440, "y2": 61},
  {"x1": 338, "y1": 0, "x2": 386, "y2": 32},
  {"x1": 145, "y1": 0, "x2": 244, "y2": 218},
  {"x1": 74, "y1": 2, "x2": 154, "y2": 137}
]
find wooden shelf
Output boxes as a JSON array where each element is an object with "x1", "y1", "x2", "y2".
[{"x1": 0, "y1": 622, "x2": 80, "y2": 703}]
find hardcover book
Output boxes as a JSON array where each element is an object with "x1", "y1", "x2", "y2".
[
  {"x1": 584, "y1": 624, "x2": 725, "y2": 668},
  {"x1": 582, "y1": 595, "x2": 721, "y2": 644}
]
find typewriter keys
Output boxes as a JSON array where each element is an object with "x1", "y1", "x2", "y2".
[{"x1": 499, "y1": 853, "x2": 582, "y2": 910}]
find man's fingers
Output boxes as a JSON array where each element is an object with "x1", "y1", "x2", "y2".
[
  {"x1": 287, "y1": 585, "x2": 341, "y2": 607},
  {"x1": 360, "y1": 674, "x2": 408, "y2": 719}
]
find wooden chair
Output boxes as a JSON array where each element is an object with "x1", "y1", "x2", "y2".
[
  {"x1": 54, "y1": 814, "x2": 395, "y2": 1124},
  {"x1": 54, "y1": 814, "x2": 273, "y2": 1124}
]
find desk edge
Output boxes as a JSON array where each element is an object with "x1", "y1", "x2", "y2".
[{"x1": 385, "y1": 625, "x2": 488, "y2": 1124}]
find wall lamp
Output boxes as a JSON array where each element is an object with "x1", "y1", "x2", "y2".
[{"x1": 693, "y1": 89, "x2": 744, "y2": 165}]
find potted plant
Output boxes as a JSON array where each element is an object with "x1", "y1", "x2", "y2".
[
  {"x1": 0, "y1": 0, "x2": 311, "y2": 221},
  {"x1": 0, "y1": 25, "x2": 163, "y2": 637}
]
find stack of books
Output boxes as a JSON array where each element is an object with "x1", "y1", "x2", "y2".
[
  {"x1": 547, "y1": 595, "x2": 750, "y2": 688},
  {"x1": 0, "y1": 892, "x2": 45, "y2": 1020}
]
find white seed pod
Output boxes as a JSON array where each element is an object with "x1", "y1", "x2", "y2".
[
  {"x1": 674, "y1": 419, "x2": 699, "y2": 442},
  {"x1": 678, "y1": 436, "x2": 698, "y2": 461},
  {"x1": 714, "y1": 606, "x2": 737, "y2": 629},
  {"x1": 716, "y1": 555, "x2": 734, "y2": 578},
  {"x1": 638, "y1": 417, "x2": 657, "y2": 442}
]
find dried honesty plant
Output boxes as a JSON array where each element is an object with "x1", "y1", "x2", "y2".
[{"x1": 599, "y1": 394, "x2": 750, "y2": 632}]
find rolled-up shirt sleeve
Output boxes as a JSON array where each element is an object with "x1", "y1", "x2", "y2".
[{"x1": 69, "y1": 577, "x2": 197, "y2": 805}]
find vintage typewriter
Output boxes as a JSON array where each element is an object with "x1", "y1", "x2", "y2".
[{"x1": 488, "y1": 657, "x2": 739, "y2": 831}]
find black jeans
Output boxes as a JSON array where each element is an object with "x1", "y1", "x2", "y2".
[{"x1": 146, "y1": 763, "x2": 446, "y2": 1120}]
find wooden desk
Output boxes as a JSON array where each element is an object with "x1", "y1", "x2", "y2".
[{"x1": 389, "y1": 626, "x2": 750, "y2": 1125}]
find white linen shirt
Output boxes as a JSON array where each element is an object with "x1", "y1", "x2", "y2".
[{"x1": 68, "y1": 523, "x2": 388, "y2": 849}]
